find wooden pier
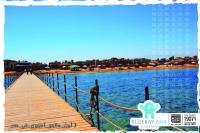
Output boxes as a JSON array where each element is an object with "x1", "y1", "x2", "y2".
[{"x1": 4, "y1": 73, "x2": 98, "y2": 131}]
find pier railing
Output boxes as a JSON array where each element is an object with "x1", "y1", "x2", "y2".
[
  {"x1": 4, "y1": 72, "x2": 23, "y2": 90},
  {"x1": 34, "y1": 72, "x2": 183, "y2": 132}
]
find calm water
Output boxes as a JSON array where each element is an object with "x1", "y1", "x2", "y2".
[{"x1": 46, "y1": 68, "x2": 199, "y2": 131}]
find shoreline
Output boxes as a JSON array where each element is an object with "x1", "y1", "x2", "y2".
[
  {"x1": 4, "y1": 64, "x2": 198, "y2": 75},
  {"x1": 34, "y1": 64, "x2": 198, "y2": 74}
]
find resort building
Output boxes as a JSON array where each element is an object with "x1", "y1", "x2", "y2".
[{"x1": 4, "y1": 60, "x2": 17, "y2": 72}]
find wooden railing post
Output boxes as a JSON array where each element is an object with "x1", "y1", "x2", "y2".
[
  {"x1": 47, "y1": 73, "x2": 49, "y2": 86},
  {"x1": 7, "y1": 74, "x2": 9, "y2": 87},
  {"x1": 42, "y1": 73, "x2": 44, "y2": 82},
  {"x1": 57, "y1": 73, "x2": 60, "y2": 96},
  {"x1": 46, "y1": 73, "x2": 48, "y2": 85},
  {"x1": 10, "y1": 74, "x2": 12, "y2": 85},
  {"x1": 145, "y1": 86, "x2": 149, "y2": 101},
  {"x1": 95, "y1": 79, "x2": 100, "y2": 131},
  {"x1": 8, "y1": 74, "x2": 11, "y2": 87},
  {"x1": 52, "y1": 73, "x2": 55, "y2": 92},
  {"x1": 45, "y1": 73, "x2": 46, "y2": 84},
  {"x1": 43, "y1": 73, "x2": 46, "y2": 84},
  {"x1": 75, "y1": 76, "x2": 79, "y2": 112},
  {"x1": 44, "y1": 73, "x2": 46, "y2": 84},
  {"x1": 5, "y1": 75, "x2": 7, "y2": 88},
  {"x1": 64, "y1": 75, "x2": 67, "y2": 102},
  {"x1": 40, "y1": 73, "x2": 44, "y2": 82},
  {"x1": 10, "y1": 75, "x2": 13, "y2": 84},
  {"x1": 12, "y1": 74, "x2": 14, "y2": 83},
  {"x1": 5, "y1": 75, "x2": 7, "y2": 89},
  {"x1": 7, "y1": 74, "x2": 9, "y2": 88},
  {"x1": 49, "y1": 73, "x2": 51, "y2": 88}
]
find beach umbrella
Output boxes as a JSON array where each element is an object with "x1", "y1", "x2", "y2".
[
  {"x1": 45, "y1": 66, "x2": 50, "y2": 69},
  {"x1": 69, "y1": 65, "x2": 80, "y2": 70},
  {"x1": 118, "y1": 64, "x2": 123, "y2": 67},
  {"x1": 82, "y1": 65, "x2": 88, "y2": 68},
  {"x1": 62, "y1": 66, "x2": 66, "y2": 68}
]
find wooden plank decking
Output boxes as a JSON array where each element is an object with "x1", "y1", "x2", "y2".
[{"x1": 5, "y1": 73, "x2": 98, "y2": 131}]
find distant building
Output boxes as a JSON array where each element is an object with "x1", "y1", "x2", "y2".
[
  {"x1": 32, "y1": 62, "x2": 47, "y2": 70},
  {"x1": 49, "y1": 61, "x2": 61, "y2": 69},
  {"x1": 75, "y1": 61, "x2": 84, "y2": 67},
  {"x1": 4, "y1": 55, "x2": 198, "y2": 72},
  {"x1": 15, "y1": 61, "x2": 32, "y2": 72},
  {"x1": 193, "y1": 56, "x2": 198, "y2": 60},
  {"x1": 4, "y1": 60, "x2": 17, "y2": 72},
  {"x1": 84, "y1": 60, "x2": 95, "y2": 68}
]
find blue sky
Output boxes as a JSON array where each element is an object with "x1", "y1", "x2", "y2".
[{"x1": 4, "y1": 4, "x2": 198, "y2": 63}]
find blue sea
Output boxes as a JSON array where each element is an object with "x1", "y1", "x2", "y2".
[{"x1": 45, "y1": 68, "x2": 199, "y2": 131}]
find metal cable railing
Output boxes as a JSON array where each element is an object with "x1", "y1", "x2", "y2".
[
  {"x1": 56, "y1": 81, "x2": 140, "y2": 112},
  {"x1": 34, "y1": 72, "x2": 184, "y2": 132}
]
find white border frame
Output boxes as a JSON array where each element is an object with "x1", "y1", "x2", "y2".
[{"x1": 0, "y1": 0, "x2": 199, "y2": 133}]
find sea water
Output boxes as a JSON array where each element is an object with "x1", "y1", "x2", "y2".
[{"x1": 50, "y1": 68, "x2": 199, "y2": 131}]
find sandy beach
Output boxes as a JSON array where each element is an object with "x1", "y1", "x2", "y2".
[
  {"x1": 4, "y1": 64, "x2": 198, "y2": 75},
  {"x1": 32, "y1": 64, "x2": 198, "y2": 74}
]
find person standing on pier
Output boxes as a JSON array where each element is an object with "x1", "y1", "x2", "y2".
[
  {"x1": 24, "y1": 69, "x2": 27, "y2": 75},
  {"x1": 26, "y1": 69, "x2": 29, "y2": 75}
]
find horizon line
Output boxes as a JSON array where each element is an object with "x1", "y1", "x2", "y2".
[{"x1": 4, "y1": 55, "x2": 198, "y2": 64}]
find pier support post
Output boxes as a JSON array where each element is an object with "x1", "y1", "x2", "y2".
[
  {"x1": 145, "y1": 86, "x2": 149, "y2": 101},
  {"x1": 95, "y1": 79, "x2": 100, "y2": 131},
  {"x1": 7, "y1": 75, "x2": 9, "y2": 88},
  {"x1": 42, "y1": 73, "x2": 44, "y2": 83},
  {"x1": 52, "y1": 73, "x2": 55, "y2": 92},
  {"x1": 64, "y1": 75, "x2": 67, "y2": 102},
  {"x1": 12, "y1": 74, "x2": 14, "y2": 83},
  {"x1": 57, "y1": 73, "x2": 60, "y2": 96},
  {"x1": 45, "y1": 74, "x2": 47, "y2": 84},
  {"x1": 48, "y1": 73, "x2": 51, "y2": 88},
  {"x1": 6, "y1": 75, "x2": 8, "y2": 88},
  {"x1": 46, "y1": 73, "x2": 48, "y2": 85},
  {"x1": 8, "y1": 74, "x2": 10, "y2": 88},
  {"x1": 5, "y1": 75, "x2": 7, "y2": 89},
  {"x1": 75, "y1": 76, "x2": 79, "y2": 112},
  {"x1": 10, "y1": 75, "x2": 13, "y2": 84},
  {"x1": 47, "y1": 73, "x2": 49, "y2": 86}
]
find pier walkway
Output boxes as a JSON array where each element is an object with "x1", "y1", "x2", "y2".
[{"x1": 5, "y1": 73, "x2": 98, "y2": 131}]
